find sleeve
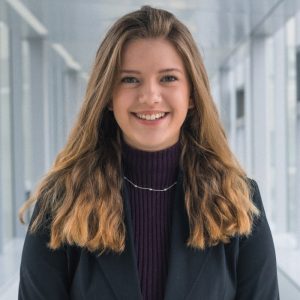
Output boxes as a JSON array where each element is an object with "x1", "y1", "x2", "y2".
[
  {"x1": 18, "y1": 204, "x2": 70, "y2": 300},
  {"x1": 235, "y1": 179, "x2": 280, "y2": 300}
]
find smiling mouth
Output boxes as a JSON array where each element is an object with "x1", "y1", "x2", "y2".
[{"x1": 132, "y1": 112, "x2": 169, "y2": 121}]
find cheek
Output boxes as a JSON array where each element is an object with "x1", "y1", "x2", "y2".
[
  {"x1": 112, "y1": 98, "x2": 133, "y2": 127},
  {"x1": 168, "y1": 85, "x2": 190, "y2": 100},
  {"x1": 113, "y1": 89, "x2": 136, "y2": 108}
]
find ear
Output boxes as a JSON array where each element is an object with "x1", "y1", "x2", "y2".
[
  {"x1": 107, "y1": 102, "x2": 113, "y2": 111},
  {"x1": 188, "y1": 96, "x2": 194, "y2": 109},
  {"x1": 188, "y1": 85, "x2": 195, "y2": 109}
]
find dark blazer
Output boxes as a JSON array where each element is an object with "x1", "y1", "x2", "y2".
[{"x1": 19, "y1": 173, "x2": 279, "y2": 300}]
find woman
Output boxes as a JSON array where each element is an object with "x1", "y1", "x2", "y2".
[{"x1": 19, "y1": 6, "x2": 279, "y2": 300}]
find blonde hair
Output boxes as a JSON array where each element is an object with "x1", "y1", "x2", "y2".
[{"x1": 19, "y1": 6, "x2": 259, "y2": 253}]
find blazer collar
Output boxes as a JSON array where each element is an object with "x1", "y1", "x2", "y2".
[
  {"x1": 93, "y1": 181, "x2": 142, "y2": 300},
  {"x1": 94, "y1": 170, "x2": 212, "y2": 300}
]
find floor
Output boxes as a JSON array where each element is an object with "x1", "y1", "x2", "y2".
[{"x1": 0, "y1": 239, "x2": 23, "y2": 300}]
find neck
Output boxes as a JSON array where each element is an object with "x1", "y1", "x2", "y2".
[{"x1": 121, "y1": 139, "x2": 181, "y2": 190}]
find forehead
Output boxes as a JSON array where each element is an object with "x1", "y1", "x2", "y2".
[{"x1": 120, "y1": 38, "x2": 185, "y2": 70}]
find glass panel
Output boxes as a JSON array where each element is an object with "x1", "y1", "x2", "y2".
[
  {"x1": 286, "y1": 17, "x2": 297, "y2": 234},
  {"x1": 22, "y1": 40, "x2": 32, "y2": 195},
  {"x1": 297, "y1": 49, "x2": 300, "y2": 103},
  {"x1": 0, "y1": 21, "x2": 13, "y2": 245},
  {"x1": 265, "y1": 36, "x2": 276, "y2": 227}
]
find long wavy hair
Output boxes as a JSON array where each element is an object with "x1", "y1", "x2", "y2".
[{"x1": 19, "y1": 6, "x2": 259, "y2": 253}]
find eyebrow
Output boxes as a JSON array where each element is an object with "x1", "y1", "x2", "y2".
[{"x1": 120, "y1": 68, "x2": 183, "y2": 74}]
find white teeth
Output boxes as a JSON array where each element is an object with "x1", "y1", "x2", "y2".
[{"x1": 135, "y1": 112, "x2": 166, "y2": 120}]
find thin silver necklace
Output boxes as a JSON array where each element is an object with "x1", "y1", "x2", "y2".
[{"x1": 123, "y1": 176, "x2": 177, "y2": 192}]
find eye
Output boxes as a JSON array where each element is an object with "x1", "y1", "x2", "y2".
[
  {"x1": 121, "y1": 77, "x2": 139, "y2": 84},
  {"x1": 161, "y1": 75, "x2": 177, "y2": 82}
]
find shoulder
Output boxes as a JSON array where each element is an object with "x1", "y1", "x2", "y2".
[
  {"x1": 240, "y1": 178, "x2": 271, "y2": 248},
  {"x1": 246, "y1": 177, "x2": 265, "y2": 216},
  {"x1": 234, "y1": 179, "x2": 279, "y2": 298}
]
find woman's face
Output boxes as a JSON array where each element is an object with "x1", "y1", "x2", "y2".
[{"x1": 111, "y1": 38, "x2": 193, "y2": 151}]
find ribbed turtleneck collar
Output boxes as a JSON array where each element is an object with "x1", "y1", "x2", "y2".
[{"x1": 121, "y1": 139, "x2": 181, "y2": 190}]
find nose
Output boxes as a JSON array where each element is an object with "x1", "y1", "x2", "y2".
[{"x1": 138, "y1": 80, "x2": 162, "y2": 105}]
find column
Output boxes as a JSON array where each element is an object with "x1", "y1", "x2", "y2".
[
  {"x1": 250, "y1": 36, "x2": 270, "y2": 212},
  {"x1": 28, "y1": 37, "x2": 47, "y2": 187},
  {"x1": 8, "y1": 9, "x2": 26, "y2": 237},
  {"x1": 273, "y1": 27, "x2": 288, "y2": 232}
]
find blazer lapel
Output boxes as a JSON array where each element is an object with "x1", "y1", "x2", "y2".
[
  {"x1": 164, "y1": 170, "x2": 212, "y2": 300},
  {"x1": 94, "y1": 183, "x2": 142, "y2": 300}
]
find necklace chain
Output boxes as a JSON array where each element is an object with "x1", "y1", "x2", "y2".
[{"x1": 123, "y1": 176, "x2": 177, "y2": 192}]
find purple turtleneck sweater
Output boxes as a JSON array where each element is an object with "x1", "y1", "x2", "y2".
[{"x1": 122, "y1": 140, "x2": 181, "y2": 300}]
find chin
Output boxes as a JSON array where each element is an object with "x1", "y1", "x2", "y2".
[
  {"x1": 133, "y1": 140, "x2": 165, "y2": 151},
  {"x1": 144, "y1": 141, "x2": 172, "y2": 151}
]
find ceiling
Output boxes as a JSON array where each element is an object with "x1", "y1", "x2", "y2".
[{"x1": 18, "y1": 0, "x2": 300, "y2": 77}]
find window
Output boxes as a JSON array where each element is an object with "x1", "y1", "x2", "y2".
[{"x1": 236, "y1": 87, "x2": 245, "y2": 120}]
